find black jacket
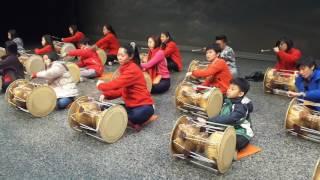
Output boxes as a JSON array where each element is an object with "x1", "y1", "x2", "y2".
[{"x1": 0, "y1": 54, "x2": 24, "y2": 83}]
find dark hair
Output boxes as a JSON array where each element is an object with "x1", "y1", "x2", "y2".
[
  {"x1": 205, "y1": 43, "x2": 222, "y2": 53},
  {"x1": 69, "y1": 25, "x2": 78, "y2": 35},
  {"x1": 276, "y1": 37, "x2": 293, "y2": 52},
  {"x1": 121, "y1": 42, "x2": 140, "y2": 66},
  {"x1": 160, "y1": 32, "x2": 173, "y2": 42},
  {"x1": 79, "y1": 37, "x2": 90, "y2": 45},
  {"x1": 231, "y1": 77, "x2": 250, "y2": 95},
  {"x1": 147, "y1": 35, "x2": 161, "y2": 49},
  {"x1": 296, "y1": 57, "x2": 317, "y2": 70},
  {"x1": 5, "y1": 41, "x2": 18, "y2": 55},
  {"x1": 215, "y1": 35, "x2": 228, "y2": 43},
  {"x1": 43, "y1": 34, "x2": 54, "y2": 48},
  {"x1": 8, "y1": 29, "x2": 18, "y2": 39},
  {"x1": 104, "y1": 24, "x2": 117, "y2": 37}
]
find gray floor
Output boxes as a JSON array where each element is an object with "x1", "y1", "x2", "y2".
[{"x1": 0, "y1": 52, "x2": 319, "y2": 180}]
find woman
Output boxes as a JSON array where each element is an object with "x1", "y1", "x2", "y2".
[
  {"x1": 141, "y1": 36, "x2": 170, "y2": 94},
  {"x1": 287, "y1": 57, "x2": 320, "y2": 110},
  {"x1": 273, "y1": 37, "x2": 302, "y2": 71},
  {"x1": 0, "y1": 41, "x2": 24, "y2": 92},
  {"x1": 97, "y1": 44, "x2": 155, "y2": 128},
  {"x1": 8, "y1": 29, "x2": 25, "y2": 54},
  {"x1": 34, "y1": 35, "x2": 55, "y2": 55},
  {"x1": 62, "y1": 25, "x2": 85, "y2": 47},
  {"x1": 95, "y1": 24, "x2": 120, "y2": 66},
  {"x1": 186, "y1": 44, "x2": 232, "y2": 94},
  {"x1": 31, "y1": 60, "x2": 79, "y2": 109},
  {"x1": 67, "y1": 38, "x2": 104, "y2": 79},
  {"x1": 160, "y1": 32, "x2": 183, "y2": 72}
]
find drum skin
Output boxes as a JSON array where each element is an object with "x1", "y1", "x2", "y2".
[
  {"x1": 313, "y1": 159, "x2": 320, "y2": 180},
  {"x1": 263, "y1": 68, "x2": 297, "y2": 93}
]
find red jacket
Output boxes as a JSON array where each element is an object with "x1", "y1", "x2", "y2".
[
  {"x1": 62, "y1": 31, "x2": 85, "y2": 44},
  {"x1": 162, "y1": 41, "x2": 183, "y2": 71},
  {"x1": 97, "y1": 61, "x2": 154, "y2": 107},
  {"x1": 192, "y1": 58, "x2": 232, "y2": 94},
  {"x1": 34, "y1": 45, "x2": 53, "y2": 55},
  {"x1": 95, "y1": 33, "x2": 120, "y2": 56},
  {"x1": 68, "y1": 48, "x2": 104, "y2": 76},
  {"x1": 274, "y1": 48, "x2": 301, "y2": 70}
]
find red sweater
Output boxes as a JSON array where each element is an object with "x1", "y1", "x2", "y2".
[
  {"x1": 34, "y1": 45, "x2": 53, "y2": 55},
  {"x1": 97, "y1": 61, "x2": 154, "y2": 107},
  {"x1": 62, "y1": 31, "x2": 85, "y2": 44},
  {"x1": 68, "y1": 48, "x2": 104, "y2": 76},
  {"x1": 274, "y1": 48, "x2": 301, "y2": 70},
  {"x1": 162, "y1": 41, "x2": 183, "y2": 71},
  {"x1": 192, "y1": 58, "x2": 232, "y2": 94},
  {"x1": 95, "y1": 33, "x2": 120, "y2": 56}
]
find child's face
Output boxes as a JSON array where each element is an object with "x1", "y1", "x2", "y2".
[
  {"x1": 299, "y1": 65, "x2": 314, "y2": 79},
  {"x1": 206, "y1": 49, "x2": 219, "y2": 62},
  {"x1": 117, "y1": 48, "x2": 131, "y2": 65},
  {"x1": 147, "y1": 38, "x2": 155, "y2": 49},
  {"x1": 41, "y1": 37, "x2": 46, "y2": 46},
  {"x1": 69, "y1": 27, "x2": 74, "y2": 35},
  {"x1": 226, "y1": 84, "x2": 244, "y2": 99},
  {"x1": 160, "y1": 34, "x2": 169, "y2": 43},
  {"x1": 103, "y1": 26, "x2": 108, "y2": 35}
]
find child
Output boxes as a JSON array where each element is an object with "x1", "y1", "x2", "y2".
[
  {"x1": 215, "y1": 35, "x2": 238, "y2": 77},
  {"x1": 62, "y1": 24, "x2": 85, "y2": 47},
  {"x1": 0, "y1": 41, "x2": 24, "y2": 92},
  {"x1": 95, "y1": 24, "x2": 120, "y2": 66},
  {"x1": 8, "y1": 29, "x2": 25, "y2": 54},
  {"x1": 273, "y1": 37, "x2": 301, "y2": 71},
  {"x1": 31, "y1": 60, "x2": 79, "y2": 109},
  {"x1": 287, "y1": 57, "x2": 320, "y2": 111},
  {"x1": 67, "y1": 38, "x2": 104, "y2": 79},
  {"x1": 160, "y1": 32, "x2": 183, "y2": 72},
  {"x1": 34, "y1": 35, "x2": 55, "y2": 55},
  {"x1": 208, "y1": 78, "x2": 254, "y2": 151},
  {"x1": 186, "y1": 43, "x2": 232, "y2": 94},
  {"x1": 141, "y1": 35, "x2": 170, "y2": 94},
  {"x1": 97, "y1": 44, "x2": 155, "y2": 129}
]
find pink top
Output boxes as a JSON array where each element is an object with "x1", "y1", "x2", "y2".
[{"x1": 141, "y1": 49, "x2": 170, "y2": 79}]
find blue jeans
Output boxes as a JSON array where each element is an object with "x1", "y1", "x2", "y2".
[
  {"x1": 151, "y1": 78, "x2": 170, "y2": 94},
  {"x1": 57, "y1": 97, "x2": 74, "y2": 109},
  {"x1": 125, "y1": 105, "x2": 154, "y2": 125}
]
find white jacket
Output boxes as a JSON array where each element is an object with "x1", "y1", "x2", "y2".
[{"x1": 36, "y1": 61, "x2": 79, "y2": 98}]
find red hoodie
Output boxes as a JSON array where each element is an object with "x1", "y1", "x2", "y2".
[
  {"x1": 34, "y1": 45, "x2": 53, "y2": 55},
  {"x1": 97, "y1": 61, "x2": 154, "y2": 108},
  {"x1": 192, "y1": 58, "x2": 232, "y2": 94},
  {"x1": 274, "y1": 48, "x2": 301, "y2": 71},
  {"x1": 62, "y1": 31, "x2": 85, "y2": 44},
  {"x1": 162, "y1": 41, "x2": 183, "y2": 71},
  {"x1": 68, "y1": 48, "x2": 104, "y2": 76},
  {"x1": 95, "y1": 33, "x2": 120, "y2": 56}
]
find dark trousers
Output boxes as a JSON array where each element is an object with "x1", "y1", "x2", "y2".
[
  {"x1": 151, "y1": 78, "x2": 170, "y2": 94},
  {"x1": 106, "y1": 55, "x2": 117, "y2": 64},
  {"x1": 126, "y1": 105, "x2": 154, "y2": 125},
  {"x1": 167, "y1": 58, "x2": 179, "y2": 72},
  {"x1": 236, "y1": 135, "x2": 250, "y2": 151}
]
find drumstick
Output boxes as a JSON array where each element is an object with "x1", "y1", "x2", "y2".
[
  {"x1": 191, "y1": 47, "x2": 205, "y2": 52},
  {"x1": 299, "y1": 99, "x2": 320, "y2": 107},
  {"x1": 260, "y1": 49, "x2": 272, "y2": 53},
  {"x1": 140, "y1": 47, "x2": 149, "y2": 50}
]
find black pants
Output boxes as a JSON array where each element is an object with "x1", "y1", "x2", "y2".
[
  {"x1": 106, "y1": 55, "x2": 117, "y2": 64},
  {"x1": 236, "y1": 135, "x2": 250, "y2": 151},
  {"x1": 151, "y1": 78, "x2": 170, "y2": 94},
  {"x1": 167, "y1": 58, "x2": 179, "y2": 72},
  {"x1": 125, "y1": 105, "x2": 154, "y2": 125}
]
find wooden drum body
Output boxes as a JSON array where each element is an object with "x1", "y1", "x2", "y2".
[
  {"x1": 170, "y1": 115, "x2": 236, "y2": 174},
  {"x1": 263, "y1": 68, "x2": 298, "y2": 95},
  {"x1": 285, "y1": 98, "x2": 320, "y2": 142},
  {"x1": 313, "y1": 159, "x2": 320, "y2": 180},
  {"x1": 185, "y1": 60, "x2": 209, "y2": 83},
  {"x1": 175, "y1": 82, "x2": 223, "y2": 118},
  {"x1": 68, "y1": 96, "x2": 128, "y2": 143},
  {"x1": 5, "y1": 79, "x2": 57, "y2": 117}
]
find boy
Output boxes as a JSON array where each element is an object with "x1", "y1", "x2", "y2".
[{"x1": 208, "y1": 77, "x2": 254, "y2": 150}]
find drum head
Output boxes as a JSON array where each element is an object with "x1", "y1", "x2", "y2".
[
  {"x1": 216, "y1": 127, "x2": 236, "y2": 174},
  {"x1": 206, "y1": 88, "x2": 223, "y2": 118},
  {"x1": 98, "y1": 104, "x2": 128, "y2": 143},
  {"x1": 24, "y1": 55, "x2": 45, "y2": 74},
  {"x1": 0, "y1": 77, "x2": 2, "y2": 89},
  {"x1": 111, "y1": 68, "x2": 120, "y2": 80},
  {"x1": 5, "y1": 79, "x2": 29, "y2": 103},
  {"x1": 170, "y1": 115, "x2": 189, "y2": 155},
  {"x1": 263, "y1": 68, "x2": 273, "y2": 93},
  {"x1": 60, "y1": 43, "x2": 76, "y2": 55},
  {"x1": 96, "y1": 48, "x2": 107, "y2": 65},
  {"x1": 0, "y1": 47, "x2": 6, "y2": 58},
  {"x1": 66, "y1": 63, "x2": 80, "y2": 83},
  {"x1": 187, "y1": 60, "x2": 199, "y2": 72},
  {"x1": 26, "y1": 86, "x2": 57, "y2": 117},
  {"x1": 313, "y1": 159, "x2": 320, "y2": 180},
  {"x1": 68, "y1": 96, "x2": 88, "y2": 130},
  {"x1": 143, "y1": 72, "x2": 152, "y2": 92}
]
